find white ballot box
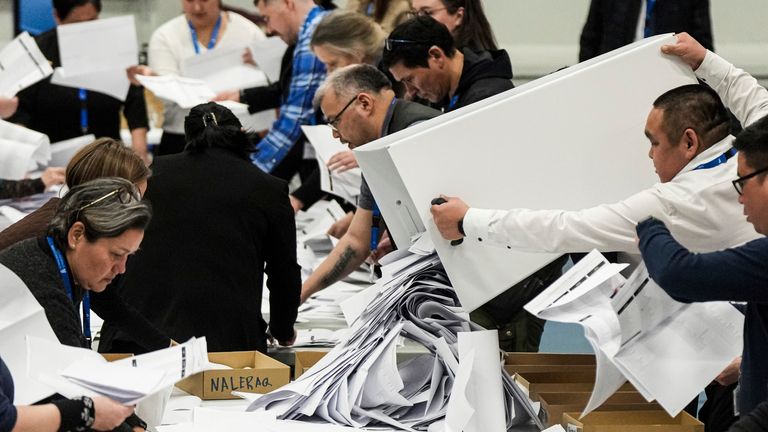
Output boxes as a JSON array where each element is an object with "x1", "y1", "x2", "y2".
[{"x1": 354, "y1": 34, "x2": 697, "y2": 311}]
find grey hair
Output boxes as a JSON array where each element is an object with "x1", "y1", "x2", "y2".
[
  {"x1": 313, "y1": 64, "x2": 392, "y2": 109},
  {"x1": 47, "y1": 177, "x2": 152, "y2": 248}
]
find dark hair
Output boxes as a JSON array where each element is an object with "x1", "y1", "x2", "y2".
[
  {"x1": 53, "y1": 0, "x2": 101, "y2": 21},
  {"x1": 382, "y1": 15, "x2": 456, "y2": 69},
  {"x1": 440, "y1": 0, "x2": 497, "y2": 51},
  {"x1": 652, "y1": 84, "x2": 730, "y2": 150},
  {"x1": 734, "y1": 115, "x2": 768, "y2": 170},
  {"x1": 48, "y1": 177, "x2": 151, "y2": 248},
  {"x1": 183, "y1": 102, "x2": 253, "y2": 160}
]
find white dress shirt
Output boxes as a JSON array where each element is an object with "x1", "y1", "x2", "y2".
[{"x1": 463, "y1": 51, "x2": 768, "y2": 254}]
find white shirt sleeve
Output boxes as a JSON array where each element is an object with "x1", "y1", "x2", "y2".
[
  {"x1": 696, "y1": 51, "x2": 768, "y2": 128},
  {"x1": 462, "y1": 186, "x2": 668, "y2": 254}
]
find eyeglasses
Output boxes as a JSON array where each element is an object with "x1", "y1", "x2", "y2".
[
  {"x1": 75, "y1": 186, "x2": 137, "y2": 215},
  {"x1": 407, "y1": 6, "x2": 448, "y2": 18},
  {"x1": 732, "y1": 166, "x2": 768, "y2": 195},
  {"x1": 325, "y1": 94, "x2": 359, "y2": 131},
  {"x1": 384, "y1": 38, "x2": 426, "y2": 51}
]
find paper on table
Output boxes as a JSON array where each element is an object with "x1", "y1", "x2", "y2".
[
  {"x1": 57, "y1": 16, "x2": 137, "y2": 76},
  {"x1": 0, "y1": 265, "x2": 59, "y2": 404},
  {"x1": 340, "y1": 283, "x2": 380, "y2": 326},
  {"x1": 249, "y1": 37, "x2": 288, "y2": 83},
  {"x1": 0, "y1": 32, "x2": 53, "y2": 97},
  {"x1": 0, "y1": 206, "x2": 27, "y2": 223},
  {"x1": 302, "y1": 125, "x2": 361, "y2": 204},
  {"x1": 49, "y1": 134, "x2": 94, "y2": 168},
  {"x1": 0, "y1": 119, "x2": 50, "y2": 178},
  {"x1": 181, "y1": 45, "x2": 269, "y2": 93}
]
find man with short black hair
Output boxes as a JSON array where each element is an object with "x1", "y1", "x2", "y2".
[
  {"x1": 300, "y1": 64, "x2": 440, "y2": 302},
  {"x1": 382, "y1": 15, "x2": 513, "y2": 112}
]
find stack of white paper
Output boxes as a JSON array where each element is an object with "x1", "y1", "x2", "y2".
[
  {"x1": 248, "y1": 251, "x2": 540, "y2": 430},
  {"x1": 51, "y1": 16, "x2": 138, "y2": 101},
  {"x1": 301, "y1": 125, "x2": 362, "y2": 205},
  {"x1": 525, "y1": 250, "x2": 744, "y2": 417},
  {"x1": 0, "y1": 32, "x2": 53, "y2": 97},
  {"x1": 0, "y1": 119, "x2": 50, "y2": 179},
  {"x1": 26, "y1": 336, "x2": 211, "y2": 404}
]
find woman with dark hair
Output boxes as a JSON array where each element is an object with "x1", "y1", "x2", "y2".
[
  {"x1": 99, "y1": 102, "x2": 301, "y2": 354},
  {"x1": 410, "y1": 0, "x2": 498, "y2": 51}
]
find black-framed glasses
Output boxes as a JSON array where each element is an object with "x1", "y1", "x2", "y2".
[
  {"x1": 325, "y1": 94, "x2": 358, "y2": 131},
  {"x1": 732, "y1": 166, "x2": 768, "y2": 195},
  {"x1": 384, "y1": 38, "x2": 426, "y2": 51},
  {"x1": 75, "y1": 186, "x2": 136, "y2": 214}
]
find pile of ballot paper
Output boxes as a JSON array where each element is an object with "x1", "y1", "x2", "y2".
[
  {"x1": 248, "y1": 250, "x2": 540, "y2": 431},
  {"x1": 524, "y1": 250, "x2": 744, "y2": 417}
]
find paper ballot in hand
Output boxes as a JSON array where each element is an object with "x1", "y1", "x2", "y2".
[{"x1": 0, "y1": 32, "x2": 53, "y2": 97}]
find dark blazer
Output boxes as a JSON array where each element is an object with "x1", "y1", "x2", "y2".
[
  {"x1": 99, "y1": 147, "x2": 301, "y2": 354},
  {"x1": 9, "y1": 29, "x2": 149, "y2": 142},
  {"x1": 579, "y1": 0, "x2": 714, "y2": 62}
]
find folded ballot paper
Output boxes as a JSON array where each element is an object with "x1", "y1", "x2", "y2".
[
  {"x1": 354, "y1": 34, "x2": 697, "y2": 312},
  {"x1": 0, "y1": 32, "x2": 53, "y2": 97},
  {"x1": 248, "y1": 251, "x2": 542, "y2": 431},
  {"x1": 301, "y1": 125, "x2": 362, "y2": 206},
  {"x1": 524, "y1": 250, "x2": 744, "y2": 417},
  {"x1": 26, "y1": 336, "x2": 211, "y2": 405},
  {"x1": 0, "y1": 119, "x2": 50, "y2": 179}
]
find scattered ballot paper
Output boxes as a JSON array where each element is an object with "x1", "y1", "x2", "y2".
[
  {"x1": 181, "y1": 45, "x2": 269, "y2": 94},
  {"x1": 0, "y1": 32, "x2": 53, "y2": 97},
  {"x1": 0, "y1": 119, "x2": 51, "y2": 179},
  {"x1": 301, "y1": 125, "x2": 361, "y2": 205},
  {"x1": 525, "y1": 250, "x2": 745, "y2": 417}
]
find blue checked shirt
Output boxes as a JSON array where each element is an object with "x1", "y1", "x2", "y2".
[{"x1": 252, "y1": 6, "x2": 328, "y2": 172}]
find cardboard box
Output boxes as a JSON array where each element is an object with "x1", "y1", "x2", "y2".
[
  {"x1": 504, "y1": 353, "x2": 596, "y2": 375},
  {"x1": 538, "y1": 392, "x2": 658, "y2": 427},
  {"x1": 294, "y1": 351, "x2": 328, "y2": 380},
  {"x1": 176, "y1": 351, "x2": 289, "y2": 400},
  {"x1": 515, "y1": 371, "x2": 636, "y2": 400},
  {"x1": 563, "y1": 410, "x2": 704, "y2": 432}
]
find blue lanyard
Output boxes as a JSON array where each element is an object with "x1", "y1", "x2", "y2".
[
  {"x1": 46, "y1": 236, "x2": 91, "y2": 344},
  {"x1": 644, "y1": 0, "x2": 657, "y2": 38},
  {"x1": 78, "y1": 89, "x2": 88, "y2": 134},
  {"x1": 692, "y1": 147, "x2": 737, "y2": 171},
  {"x1": 371, "y1": 203, "x2": 381, "y2": 252},
  {"x1": 188, "y1": 14, "x2": 222, "y2": 55},
  {"x1": 448, "y1": 94, "x2": 460, "y2": 111}
]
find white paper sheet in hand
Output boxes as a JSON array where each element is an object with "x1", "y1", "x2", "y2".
[
  {"x1": 250, "y1": 37, "x2": 288, "y2": 83},
  {"x1": 0, "y1": 264, "x2": 59, "y2": 404},
  {"x1": 136, "y1": 74, "x2": 214, "y2": 109},
  {"x1": 51, "y1": 67, "x2": 131, "y2": 102},
  {"x1": 354, "y1": 34, "x2": 697, "y2": 312},
  {"x1": 181, "y1": 45, "x2": 269, "y2": 93},
  {"x1": 302, "y1": 125, "x2": 362, "y2": 204},
  {"x1": 0, "y1": 119, "x2": 51, "y2": 179},
  {"x1": 0, "y1": 32, "x2": 53, "y2": 97}
]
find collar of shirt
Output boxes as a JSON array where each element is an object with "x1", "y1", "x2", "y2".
[{"x1": 676, "y1": 135, "x2": 736, "y2": 178}]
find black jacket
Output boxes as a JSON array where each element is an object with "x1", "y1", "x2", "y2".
[
  {"x1": 444, "y1": 48, "x2": 514, "y2": 112},
  {"x1": 99, "y1": 147, "x2": 301, "y2": 354},
  {"x1": 579, "y1": 0, "x2": 714, "y2": 62},
  {"x1": 9, "y1": 29, "x2": 149, "y2": 142}
]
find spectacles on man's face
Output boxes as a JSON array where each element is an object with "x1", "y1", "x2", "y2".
[
  {"x1": 732, "y1": 166, "x2": 768, "y2": 195},
  {"x1": 325, "y1": 94, "x2": 359, "y2": 131},
  {"x1": 75, "y1": 186, "x2": 137, "y2": 215}
]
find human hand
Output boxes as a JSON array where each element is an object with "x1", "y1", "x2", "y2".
[
  {"x1": 41, "y1": 167, "x2": 66, "y2": 188},
  {"x1": 715, "y1": 356, "x2": 741, "y2": 386},
  {"x1": 243, "y1": 47, "x2": 256, "y2": 66},
  {"x1": 212, "y1": 89, "x2": 240, "y2": 103},
  {"x1": 660, "y1": 32, "x2": 707, "y2": 71},
  {"x1": 327, "y1": 151, "x2": 358, "y2": 173},
  {"x1": 0, "y1": 96, "x2": 18, "y2": 119},
  {"x1": 91, "y1": 396, "x2": 134, "y2": 431},
  {"x1": 369, "y1": 230, "x2": 393, "y2": 263},
  {"x1": 430, "y1": 195, "x2": 469, "y2": 241},
  {"x1": 126, "y1": 65, "x2": 154, "y2": 86},
  {"x1": 289, "y1": 195, "x2": 304, "y2": 213},
  {"x1": 278, "y1": 329, "x2": 297, "y2": 347},
  {"x1": 327, "y1": 211, "x2": 354, "y2": 239}
]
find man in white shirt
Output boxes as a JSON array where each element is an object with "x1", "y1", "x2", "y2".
[{"x1": 431, "y1": 33, "x2": 768, "y2": 258}]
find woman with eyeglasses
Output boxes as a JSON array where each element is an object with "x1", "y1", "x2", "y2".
[
  {"x1": 99, "y1": 103, "x2": 300, "y2": 355},
  {"x1": 410, "y1": 0, "x2": 497, "y2": 51},
  {"x1": 0, "y1": 138, "x2": 173, "y2": 355},
  {"x1": 0, "y1": 177, "x2": 152, "y2": 432}
]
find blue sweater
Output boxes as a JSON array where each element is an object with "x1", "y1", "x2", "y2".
[
  {"x1": 637, "y1": 217, "x2": 768, "y2": 416},
  {"x1": 0, "y1": 357, "x2": 17, "y2": 432}
]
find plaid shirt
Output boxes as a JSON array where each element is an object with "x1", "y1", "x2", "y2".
[{"x1": 252, "y1": 6, "x2": 328, "y2": 172}]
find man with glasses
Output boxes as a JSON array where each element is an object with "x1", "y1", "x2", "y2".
[
  {"x1": 300, "y1": 64, "x2": 439, "y2": 303},
  {"x1": 382, "y1": 15, "x2": 513, "y2": 112}
]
